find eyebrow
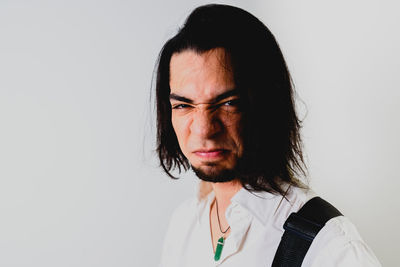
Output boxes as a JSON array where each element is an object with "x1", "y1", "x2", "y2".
[{"x1": 169, "y1": 88, "x2": 239, "y2": 104}]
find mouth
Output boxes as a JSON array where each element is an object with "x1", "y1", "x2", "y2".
[{"x1": 193, "y1": 149, "x2": 228, "y2": 159}]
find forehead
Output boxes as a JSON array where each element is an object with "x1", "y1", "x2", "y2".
[{"x1": 169, "y1": 48, "x2": 235, "y2": 102}]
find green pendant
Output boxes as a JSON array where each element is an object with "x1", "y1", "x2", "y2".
[{"x1": 214, "y1": 237, "x2": 225, "y2": 261}]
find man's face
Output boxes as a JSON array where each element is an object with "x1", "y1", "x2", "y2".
[{"x1": 169, "y1": 48, "x2": 243, "y2": 182}]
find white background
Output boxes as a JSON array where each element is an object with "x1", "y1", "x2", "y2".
[{"x1": 0, "y1": 0, "x2": 398, "y2": 266}]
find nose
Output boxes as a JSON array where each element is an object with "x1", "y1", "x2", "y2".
[{"x1": 190, "y1": 107, "x2": 222, "y2": 139}]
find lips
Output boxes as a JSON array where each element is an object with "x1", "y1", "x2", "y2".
[{"x1": 193, "y1": 149, "x2": 228, "y2": 159}]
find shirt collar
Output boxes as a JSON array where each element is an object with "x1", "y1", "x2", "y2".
[
  {"x1": 195, "y1": 181, "x2": 294, "y2": 226},
  {"x1": 230, "y1": 184, "x2": 316, "y2": 227},
  {"x1": 230, "y1": 185, "x2": 279, "y2": 225}
]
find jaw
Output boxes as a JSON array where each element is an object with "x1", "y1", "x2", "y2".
[{"x1": 191, "y1": 164, "x2": 237, "y2": 183}]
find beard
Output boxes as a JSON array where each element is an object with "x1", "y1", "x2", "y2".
[{"x1": 191, "y1": 163, "x2": 238, "y2": 183}]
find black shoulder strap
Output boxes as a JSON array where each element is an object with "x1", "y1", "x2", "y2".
[{"x1": 271, "y1": 197, "x2": 342, "y2": 267}]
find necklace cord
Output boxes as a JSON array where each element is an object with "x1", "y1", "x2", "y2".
[{"x1": 215, "y1": 199, "x2": 230, "y2": 234}]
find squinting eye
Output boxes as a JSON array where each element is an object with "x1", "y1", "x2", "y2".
[
  {"x1": 223, "y1": 99, "x2": 240, "y2": 106},
  {"x1": 172, "y1": 104, "x2": 190, "y2": 109},
  {"x1": 218, "y1": 99, "x2": 241, "y2": 113}
]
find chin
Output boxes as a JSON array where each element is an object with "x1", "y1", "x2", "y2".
[{"x1": 191, "y1": 164, "x2": 237, "y2": 183}]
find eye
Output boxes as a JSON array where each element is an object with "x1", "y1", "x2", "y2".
[
  {"x1": 217, "y1": 99, "x2": 241, "y2": 113},
  {"x1": 223, "y1": 99, "x2": 240, "y2": 106},
  {"x1": 223, "y1": 100, "x2": 234, "y2": 106},
  {"x1": 172, "y1": 104, "x2": 191, "y2": 109}
]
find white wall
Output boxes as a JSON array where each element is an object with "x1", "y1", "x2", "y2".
[{"x1": 0, "y1": 0, "x2": 397, "y2": 266}]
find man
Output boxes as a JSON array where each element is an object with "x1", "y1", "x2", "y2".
[{"x1": 155, "y1": 4, "x2": 381, "y2": 267}]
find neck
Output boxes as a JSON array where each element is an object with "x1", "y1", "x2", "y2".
[{"x1": 211, "y1": 180, "x2": 243, "y2": 210}]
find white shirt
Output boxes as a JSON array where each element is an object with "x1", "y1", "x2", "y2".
[{"x1": 159, "y1": 182, "x2": 381, "y2": 267}]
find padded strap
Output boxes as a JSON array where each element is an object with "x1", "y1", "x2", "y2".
[{"x1": 271, "y1": 197, "x2": 342, "y2": 267}]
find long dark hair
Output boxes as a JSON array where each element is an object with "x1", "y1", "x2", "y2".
[{"x1": 155, "y1": 4, "x2": 307, "y2": 195}]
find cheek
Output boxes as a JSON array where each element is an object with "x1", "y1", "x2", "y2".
[
  {"x1": 223, "y1": 114, "x2": 242, "y2": 134},
  {"x1": 172, "y1": 115, "x2": 189, "y2": 145},
  {"x1": 225, "y1": 116, "x2": 243, "y2": 149}
]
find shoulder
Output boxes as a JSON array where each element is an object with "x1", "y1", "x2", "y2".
[
  {"x1": 278, "y1": 186, "x2": 381, "y2": 266},
  {"x1": 159, "y1": 196, "x2": 199, "y2": 267},
  {"x1": 166, "y1": 196, "x2": 198, "y2": 231},
  {"x1": 303, "y1": 214, "x2": 382, "y2": 266},
  {"x1": 271, "y1": 185, "x2": 317, "y2": 227}
]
